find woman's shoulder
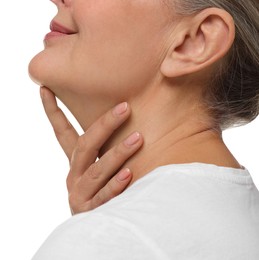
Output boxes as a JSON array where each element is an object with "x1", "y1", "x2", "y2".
[{"x1": 32, "y1": 163, "x2": 259, "y2": 260}]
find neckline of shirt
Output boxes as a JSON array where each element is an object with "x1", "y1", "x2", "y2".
[{"x1": 128, "y1": 163, "x2": 254, "y2": 190}]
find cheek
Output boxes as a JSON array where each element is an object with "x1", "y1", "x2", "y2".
[
  {"x1": 69, "y1": 1, "x2": 168, "y2": 97},
  {"x1": 67, "y1": 41, "x2": 152, "y2": 103}
]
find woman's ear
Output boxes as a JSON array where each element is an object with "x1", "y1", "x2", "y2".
[{"x1": 160, "y1": 8, "x2": 235, "y2": 78}]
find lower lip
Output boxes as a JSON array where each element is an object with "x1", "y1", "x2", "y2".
[{"x1": 44, "y1": 31, "x2": 69, "y2": 41}]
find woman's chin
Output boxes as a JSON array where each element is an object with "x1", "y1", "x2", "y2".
[
  {"x1": 28, "y1": 50, "x2": 61, "y2": 88},
  {"x1": 28, "y1": 52, "x2": 48, "y2": 87}
]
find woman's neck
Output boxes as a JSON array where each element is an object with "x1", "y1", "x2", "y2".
[
  {"x1": 69, "y1": 82, "x2": 241, "y2": 185},
  {"x1": 97, "y1": 86, "x2": 240, "y2": 185}
]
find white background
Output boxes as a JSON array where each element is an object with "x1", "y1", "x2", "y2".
[{"x1": 0, "y1": 1, "x2": 258, "y2": 259}]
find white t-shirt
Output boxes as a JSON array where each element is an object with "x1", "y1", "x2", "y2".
[{"x1": 32, "y1": 163, "x2": 259, "y2": 260}]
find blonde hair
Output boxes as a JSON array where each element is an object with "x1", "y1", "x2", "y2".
[{"x1": 170, "y1": 0, "x2": 259, "y2": 129}]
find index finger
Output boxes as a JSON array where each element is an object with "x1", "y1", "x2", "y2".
[
  {"x1": 40, "y1": 86, "x2": 79, "y2": 159},
  {"x1": 69, "y1": 102, "x2": 131, "y2": 177}
]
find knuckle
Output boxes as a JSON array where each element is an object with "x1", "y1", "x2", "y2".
[
  {"x1": 68, "y1": 191, "x2": 86, "y2": 214},
  {"x1": 66, "y1": 172, "x2": 81, "y2": 192},
  {"x1": 99, "y1": 114, "x2": 111, "y2": 129},
  {"x1": 68, "y1": 193, "x2": 78, "y2": 210},
  {"x1": 93, "y1": 192, "x2": 106, "y2": 207},
  {"x1": 54, "y1": 120, "x2": 73, "y2": 138},
  {"x1": 66, "y1": 172, "x2": 73, "y2": 191},
  {"x1": 113, "y1": 143, "x2": 128, "y2": 159},
  {"x1": 87, "y1": 163, "x2": 100, "y2": 180},
  {"x1": 92, "y1": 181, "x2": 122, "y2": 209},
  {"x1": 106, "y1": 182, "x2": 118, "y2": 198},
  {"x1": 53, "y1": 129, "x2": 62, "y2": 140},
  {"x1": 76, "y1": 135, "x2": 88, "y2": 152},
  {"x1": 98, "y1": 111, "x2": 117, "y2": 131}
]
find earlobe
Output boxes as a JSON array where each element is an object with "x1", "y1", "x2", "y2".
[{"x1": 161, "y1": 8, "x2": 235, "y2": 78}]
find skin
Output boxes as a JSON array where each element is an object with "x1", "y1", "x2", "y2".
[
  {"x1": 40, "y1": 86, "x2": 144, "y2": 214},
  {"x1": 29, "y1": 0, "x2": 241, "y2": 213}
]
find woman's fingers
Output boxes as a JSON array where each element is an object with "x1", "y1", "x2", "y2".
[
  {"x1": 69, "y1": 131, "x2": 143, "y2": 200},
  {"x1": 40, "y1": 86, "x2": 79, "y2": 159},
  {"x1": 87, "y1": 169, "x2": 132, "y2": 212},
  {"x1": 41, "y1": 87, "x2": 143, "y2": 213},
  {"x1": 70, "y1": 169, "x2": 132, "y2": 214},
  {"x1": 69, "y1": 102, "x2": 131, "y2": 178}
]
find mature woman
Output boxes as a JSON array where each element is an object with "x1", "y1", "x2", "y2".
[{"x1": 29, "y1": 0, "x2": 259, "y2": 259}]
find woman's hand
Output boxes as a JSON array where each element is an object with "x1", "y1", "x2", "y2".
[{"x1": 40, "y1": 87, "x2": 143, "y2": 214}]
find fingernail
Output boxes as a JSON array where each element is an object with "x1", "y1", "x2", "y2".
[
  {"x1": 117, "y1": 168, "x2": 131, "y2": 181},
  {"x1": 113, "y1": 102, "x2": 128, "y2": 116},
  {"x1": 124, "y1": 132, "x2": 140, "y2": 146}
]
